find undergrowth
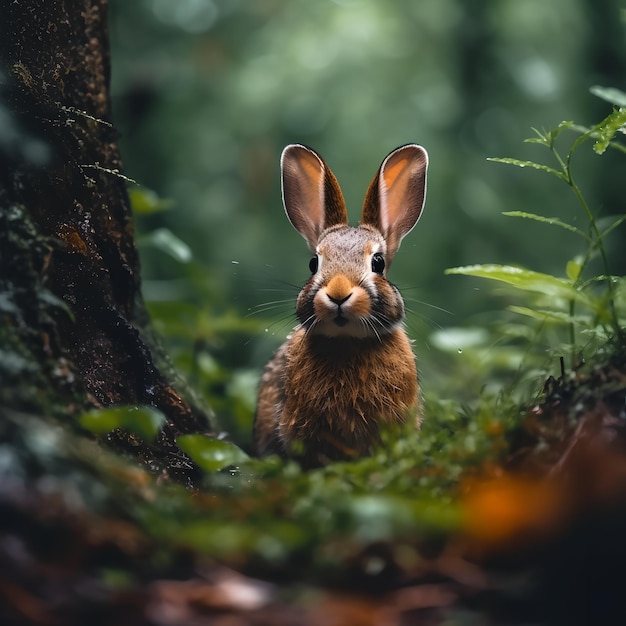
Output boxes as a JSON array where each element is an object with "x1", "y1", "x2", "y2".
[{"x1": 447, "y1": 85, "x2": 626, "y2": 371}]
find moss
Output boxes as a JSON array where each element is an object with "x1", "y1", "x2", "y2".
[{"x1": 0, "y1": 204, "x2": 82, "y2": 415}]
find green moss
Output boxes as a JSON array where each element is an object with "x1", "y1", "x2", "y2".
[{"x1": 0, "y1": 204, "x2": 82, "y2": 416}]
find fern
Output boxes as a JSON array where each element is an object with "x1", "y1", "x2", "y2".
[{"x1": 447, "y1": 87, "x2": 626, "y2": 364}]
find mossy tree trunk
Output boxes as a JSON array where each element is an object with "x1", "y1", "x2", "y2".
[{"x1": 0, "y1": 0, "x2": 211, "y2": 485}]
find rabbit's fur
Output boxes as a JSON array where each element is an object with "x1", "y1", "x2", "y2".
[{"x1": 254, "y1": 143, "x2": 428, "y2": 466}]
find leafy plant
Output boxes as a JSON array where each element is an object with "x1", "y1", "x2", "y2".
[
  {"x1": 81, "y1": 405, "x2": 166, "y2": 442},
  {"x1": 446, "y1": 87, "x2": 626, "y2": 365}
]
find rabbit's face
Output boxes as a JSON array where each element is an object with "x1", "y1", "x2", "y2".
[{"x1": 296, "y1": 224, "x2": 405, "y2": 339}]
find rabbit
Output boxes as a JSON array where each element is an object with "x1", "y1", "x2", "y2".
[{"x1": 254, "y1": 143, "x2": 428, "y2": 467}]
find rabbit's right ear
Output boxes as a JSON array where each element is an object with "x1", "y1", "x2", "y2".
[{"x1": 281, "y1": 144, "x2": 348, "y2": 251}]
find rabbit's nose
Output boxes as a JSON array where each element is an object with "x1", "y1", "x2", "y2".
[
  {"x1": 328, "y1": 293, "x2": 351, "y2": 306},
  {"x1": 325, "y1": 274, "x2": 353, "y2": 304}
]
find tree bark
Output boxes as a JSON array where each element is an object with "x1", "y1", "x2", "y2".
[{"x1": 0, "y1": 0, "x2": 212, "y2": 485}]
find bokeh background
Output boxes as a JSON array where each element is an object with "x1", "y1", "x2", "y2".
[{"x1": 108, "y1": 0, "x2": 626, "y2": 444}]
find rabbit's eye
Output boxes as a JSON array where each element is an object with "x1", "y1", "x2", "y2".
[
  {"x1": 371, "y1": 253, "x2": 385, "y2": 274},
  {"x1": 309, "y1": 256, "x2": 319, "y2": 274}
]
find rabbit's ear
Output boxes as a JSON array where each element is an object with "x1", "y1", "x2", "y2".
[
  {"x1": 361, "y1": 144, "x2": 428, "y2": 260},
  {"x1": 281, "y1": 144, "x2": 347, "y2": 251}
]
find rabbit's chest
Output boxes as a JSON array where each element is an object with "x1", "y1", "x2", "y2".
[{"x1": 278, "y1": 329, "x2": 420, "y2": 452}]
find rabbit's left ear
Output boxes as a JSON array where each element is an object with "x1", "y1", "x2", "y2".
[{"x1": 361, "y1": 144, "x2": 428, "y2": 260}]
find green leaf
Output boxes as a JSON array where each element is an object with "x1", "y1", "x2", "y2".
[
  {"x1": 566, "y1": 259, "x2": 583, "y2": 281},
  {"x1": 524, "y1": 121, "x2": 574, "y2": 146},
  {"x1": 487, "y1": 157, "x2": 568, "y2": 182},
  {"x1": 508, "y1": 306, "x2": 591, "y2": 326},
  {"x1": 129, "y1": 187, "x2": 174, "y2": 215},
  {"x1": 592, "y1": 107, "x2": 626, "y2": 155},
  {"x1": 141, "y1": 228, "x2": 192, "y2": 263},
  {"x1": 445, "y1": 264, "x2": 595, "y2": 308},
  {"x1": 524, "y1": 127, "x2": 550, "y2": 146},
  {"x1": 177, "y1": 435, "x2": 250, "y2": 472},
  {"x1": 80, "y1": 405, "x2": 166, "y2": 441},
  {"x1": 429, "y1": 327, "x2": 489, "y2": 352},
  {"x1": 551, "y1": 120, "x2": 575, "y2": 140},
  {"x1": 590, "y1": 85, "x2": 626, "y2": 108},
  {"x1": 502, "y1": 211, "x2": 589, "y2": 240},
  {"x1": 566, "y1": 122, "x2": 626, "y2": 155}
]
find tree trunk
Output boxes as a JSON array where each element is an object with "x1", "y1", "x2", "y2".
[{"x1": 0, "y1": 0, "x2": 212, "y2": 485}]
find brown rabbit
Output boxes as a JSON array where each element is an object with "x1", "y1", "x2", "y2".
[{"x1": 254, "y1": 143, "x2": 428, "y2": 466}]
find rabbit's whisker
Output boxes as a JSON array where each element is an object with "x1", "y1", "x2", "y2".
[
  {"x1": 247, "y1": 300, "x2": 294, "y2": 316},
  {"x1": 364, "y1": 317, "x2": 383, "y2": 343},
  {"x1": 403, "y1": 296, "x2": 453, "y2": 316}
]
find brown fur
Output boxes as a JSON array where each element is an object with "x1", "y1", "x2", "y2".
[{"x1": 255, "y1": 329, "x2": 420, "y2": 466}]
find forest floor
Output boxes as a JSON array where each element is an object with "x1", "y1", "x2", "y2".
[{"x1": 3, "y1": 346, "x2": 626, "y2": 625}]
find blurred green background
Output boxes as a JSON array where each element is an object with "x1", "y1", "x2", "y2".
[{"x1": 108, "y1": 0, "x2": 626, "y2": 444}]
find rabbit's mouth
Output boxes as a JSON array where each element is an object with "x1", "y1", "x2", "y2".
[
  {"x1": 309, "y1": 283, "x2": 377, "y2": 338},
  {"x1": 333, "y1": 315, "x2": 349, "y2": 327}
]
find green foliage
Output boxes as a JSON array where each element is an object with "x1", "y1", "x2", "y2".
[
  {"x1": 447, "y1": 89, "x2": 626, "y2": 365},
  {"x1": 177, "y1": 434, "x2": 250, "y2": 471},
  {"x1": 0, "y1": 204, "x2": 82, "y2": 414},
  {"x1": 139, "y1": 228, "x2": 193, "y2": 264},
  {"x1": 446, "y1": 264, "x2": 597, "y2": 307},
  {"x1": 81, "y1": 406, "x2": 166, "y2": 442},
  {"x1": 126, "y1": 392, "x2": 518, "y2": 576},
  {"x1": 71, "y1": 383, "x2": 521, "y2": 578},
  {"x1": 129, "y1": 186, "x2": 174, "y2": 215},
  {"x1": 129, "y1": 184, "x2": 267, "y2": 443}
]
